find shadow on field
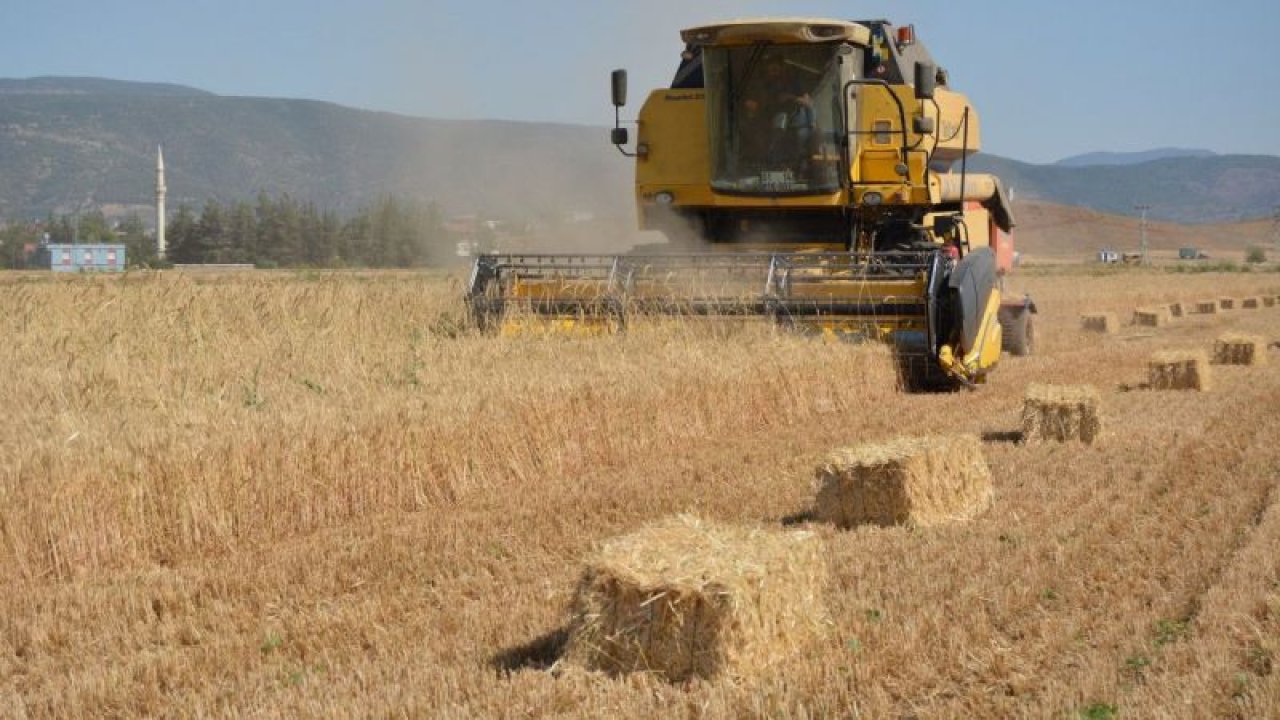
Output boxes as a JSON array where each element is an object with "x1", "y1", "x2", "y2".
[
  {"x1": 781, "y1": 510, "x2": 817, "y2": 526},
  {"x1": 981, "y1": 430, "x2": 1024, "y2": 445},
  {"x1": 491, "y1": 627, "x2": 569, "y2": 673}
]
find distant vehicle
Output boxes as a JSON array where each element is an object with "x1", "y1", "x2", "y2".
[
  {"x1": 1178, "y1": 247, "x2": 1208, "y2": 260},
  {"x1": 1097, "y1": 249, "x2": 1120, "y2": 264}
]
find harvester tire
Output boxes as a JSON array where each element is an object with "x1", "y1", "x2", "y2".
[{"x1": 1000, "y1": 309, "x2": 1033, "y2": 356}]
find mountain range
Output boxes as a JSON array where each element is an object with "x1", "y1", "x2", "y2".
[
  {"x1": 1, "y1": 77, "x2": 1277, "y2": 226},
  {"x1": 1053, "y1": 148, "x2": 1218, "y2": 167}
]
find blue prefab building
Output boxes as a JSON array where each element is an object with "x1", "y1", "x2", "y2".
[{"x1": 35, "y1": 244, "x2": 127, "y2": 272}]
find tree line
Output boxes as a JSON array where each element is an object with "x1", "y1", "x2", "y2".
[{"x1": 0, "y1": 194, "x2": 457, "y2": 269}]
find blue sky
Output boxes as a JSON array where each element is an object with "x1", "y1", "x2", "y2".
[{"x1": 3, "y1": 0, "x2": 1278, "y2": 163}]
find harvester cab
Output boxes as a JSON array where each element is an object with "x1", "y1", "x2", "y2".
[{"x1": 467, "y1": 17, "x2": 1034, "y2": 389}]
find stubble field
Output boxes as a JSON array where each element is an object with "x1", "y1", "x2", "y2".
[{"x1": 1, "y1": 267, "x2": 1278, "y2": 718}]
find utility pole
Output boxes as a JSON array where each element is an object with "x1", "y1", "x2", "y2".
[
  {"x1": 1135, "y1": 204, "x2": 1152, "y2": 265},
  {"x1": 1272, "y1": 205, "x2": 1280, "y2": 255}
]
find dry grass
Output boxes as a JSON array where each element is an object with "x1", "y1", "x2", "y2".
[
  {"x1": 1, "y1": 268, "x2": 1279, "y2": 718},
  {"x1": 561, "y1": 515, "x2": 829, "y2": 682}
]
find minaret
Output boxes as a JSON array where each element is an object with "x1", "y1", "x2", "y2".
[{"x1": 155, "y1": 146, "x2": 167, "y2": 260}]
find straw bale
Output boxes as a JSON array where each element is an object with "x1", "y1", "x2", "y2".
[
  {"x1": 1195, "y1": 300, "x2": 1218, "y2": 315},
  {"x1": 1241, "y1": 297, "x2": 1261, "y2": 310},
  {"x1": 1080, "y1": 312, "x2": 1118, "y2": 334},
  {"x1": 1264, "y1": 296, "x2": 1276, "y2": 308},
  {"x1": 813, "y1": 435, "x2": 992, "y2": 529},
  {"x1": 1148, "y1": 350, "x2": 1212, "y2": 391},
  {"x1": 1021, "y1": 384, "x2": 1103, "y2": 445},
  {"x1": 562, "y1": 515, "x2": 830, "y2": 682},
  {"x1": 1167, "y1": 302, "x2": 1185, "y2": 318},
  {"x1": 1219, "y1": 298, "x2": 1235, "y2": 310},
  {"x1": 1132, "y1": 307, "x2": 1170, "y2": 327},
  {"x1": 1213, "y1": 333, "x2": 1268, "y2": 367}
]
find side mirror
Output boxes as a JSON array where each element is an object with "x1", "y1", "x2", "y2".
[
  {"x1": 611, "y1": 127, "x2": 629, "y2": 146},
  {"x1": 611, "y1": 69, "x2": 628, "y2": 108},
  {"x1": 914, "y1": 62, "x2": 937, "y2": 100}
]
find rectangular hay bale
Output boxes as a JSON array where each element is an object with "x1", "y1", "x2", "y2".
[
  {"x1": 1081, "y1": 312, "x2": 1118, "y2": 334},
  {"x1": 1167, "y1": 302, "x2": 1185, "y2": 318},
  {"x1": 1219, "y1": 298, "x2": 1235, "y2": 311},
  {"x1": 1021, "y1": 384, "x2": 1103, "y2": 445},
  {"x1": 563, "y1": 515, "x2": 830, "y2": 683},
  {"x1": 1195, "y1": 300, "x2": 1219, "y2": 315},
  {"x1": 1133, "y1": 307, "x2": 1170, "y2": 327},
  {"x1": 813, "y1": 435, "x2": 992, "y2": 529},
  {"x1": 1264, "y1": 297, "x2": 1276, "y2": 308},
  {"x1": 1148, "y1": 350, "x2": 1212, "y2": 391},
  {"x1": 1241, "y1": 297, "x2": 1261, "y2": 310},
  {"x1": 1213, "y1": 333, "x2": 1268, "y2": 366}
]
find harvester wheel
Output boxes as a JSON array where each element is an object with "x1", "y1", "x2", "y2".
[{"x1": 1000, "y1": 309, "x2": 1033, "y2": 356}]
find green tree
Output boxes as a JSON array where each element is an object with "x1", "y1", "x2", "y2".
[
  {"x1": 227, "y1": 201, "x2": 257, "y2": 264},
  {"x1": 340, "y1": 211, "x2": 372, "y2": 266},
  {"x1": 76, "y1": 210, "x2": 115, "y2": 244},
  {"x1": 47, "y1": 213, "x2": 74, "y2": 244},
  {"x1": 301, "y1": 204, "x2": 340, "y2": 266},
  {"x1": 0, "y1": 223, "x2": 40, "y2": 268},
  {"x1": 198, "y1": 200, "x2": 229, "y2": 263},
  {"x1": 167, "y1": 205, "x2": 201, "y2": 263},
  {"x1": 116, "y1": 213, "x2": 155, "y2": 267},
  {"x1": 257, "y1": 193, "x2": 305, "y2": 266}
]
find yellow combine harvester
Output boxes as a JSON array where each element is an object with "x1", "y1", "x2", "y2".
[{"x1": 467, "y1": 17, "x2": 1034, "y2": 389}]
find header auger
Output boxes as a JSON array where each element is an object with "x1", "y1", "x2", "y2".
[{"x1": 466, "y1": 17, "x2": 1035, "y2": 389}]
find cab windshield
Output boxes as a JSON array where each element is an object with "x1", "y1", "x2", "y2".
[{"x1": 703, "y1": 44, "x2": 844, "y2": 195}]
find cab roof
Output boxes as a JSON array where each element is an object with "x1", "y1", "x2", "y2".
[{"x1": 680, "y1": 18, "x2": 871, "y2": 47}]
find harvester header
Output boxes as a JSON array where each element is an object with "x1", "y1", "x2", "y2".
[{"x1": 467, "y1": 16, "x2": 1034, "y2": 389}]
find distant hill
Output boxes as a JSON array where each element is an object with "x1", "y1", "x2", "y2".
[
  {"x1": 1055, "y1": 148, "x2": 1217, "y2": 167},
  {"x1": 966, "y1": 153, "x2": 1280, "y2": 224},
  {"x1": 1010, "y1": 199, "x2": 1274, "y2": 261},
  {"x1": 0, "y1": 76, "x2": 214, "y2": 97},
  {"x1": 0, "y1": 77, "x2": 630, "y2": 223},
  {"x1": 0, "y1": 77, "x2": 1277, "y2": 226}
]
